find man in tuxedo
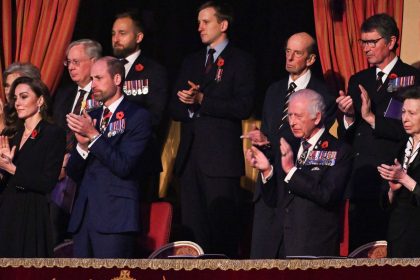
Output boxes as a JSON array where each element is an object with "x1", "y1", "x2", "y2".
[
  {"x1": 246, "y1": 89, "x2": 352, "y2": 257},
  {"x1": 170, "y1": 1, "x2": 255, "y2": 257},
  {"x1": 112, "y1": 11, "x2": 168, "y2": 201},
  {"x1": 336, "y1": 13, "x2": 420, "y2": 251},
  {"x1": 51, "y1": 39, "x2": 102, "y2": 246},
  {"x1": 66, "y1": 56, "x2": 151, "y2": 258},
  {"x1": 242, "y1": 32, "x2": 336, "y2": 258}
]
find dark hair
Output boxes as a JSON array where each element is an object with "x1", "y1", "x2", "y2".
[
  {"x1": 4, "y1": 77, "x2": 52, "y2": 137},
  {"x1": 198, "y1": 1, "x2": 234, "y2": 25},
  {"x1": 115, "y1": 10, "x2": 144, "y2": 33},
  {"x1": 9, "y1": 77, "x2": 52, "y2": 120},
  {"x1": 101, "y1": 56, "x2": 126, "y2": 86},
  {"x1": 401, "y1": 86, "x2": 420, "y2": 101},
  {"x1": 361, "y1": 13, "x2": 399, "y2": 51}
]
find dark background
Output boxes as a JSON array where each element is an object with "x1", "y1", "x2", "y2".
[{"x1": 68, "y1": 0, "x2": 322, "y2": 118}]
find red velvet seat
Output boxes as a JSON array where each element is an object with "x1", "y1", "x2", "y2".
[{"x1": 137, "y1": 201, "x2": 173, "y2": 257}]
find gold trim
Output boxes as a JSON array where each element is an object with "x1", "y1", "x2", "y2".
[{"x1": 1, "y1": 258, "x2": 420, "y2": 271}]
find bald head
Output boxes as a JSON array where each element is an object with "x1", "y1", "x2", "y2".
[{"x1": 285, "y1": 32, "x2": 317, "y2": 80}]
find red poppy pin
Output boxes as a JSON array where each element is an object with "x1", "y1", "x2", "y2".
[
  {"x1": 116, "y1": 111, "x2": 125, "y2": 120},
  {"x1": 321, "y1": 141, "x2": 328, "y2": 149},
  {"x1": 217, "y1": 57, "x2": 225, "y2": 67},
  {"x1": 30, "y1": 129, "x2": 38, "y2": 139},
  {"x1": 135, "y1": 64, "x2": 144, "y2": 72},
  {"x1": 388, "y1": 73, "x2": 398, "y2": 80}
]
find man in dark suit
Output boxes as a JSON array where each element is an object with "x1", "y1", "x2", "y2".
[
  {"x1": 112, "y1": 11, "x2": 168, "y2": 201},
  {"x1": 51, "y1": 39, "x2": 102, "y2": 246},
  {"x1": 66, "y1": 56, "x2": 151, "y2": 258},
  {"x1": 336, "y1": 13, "x2": 420, "y2": 251},
  {"x1": 170, "y1": 1, "x2": 255, "y2": 257},
  {"x1": 246, "y1": 89, "x2": 352, "y2": 257},
  {"x1": 242, "y1": 32, "x2": 337, "y2": 258}
]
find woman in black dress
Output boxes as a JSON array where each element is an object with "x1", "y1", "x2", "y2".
[
  {"x1": 378, "y1": 86, "x2": 420, "y2": 257},
  {"x1": 0, "y1": 76, "x2": 65, "y2": 257}
]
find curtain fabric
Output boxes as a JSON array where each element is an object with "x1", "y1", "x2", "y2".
[
  {"x1": 0, "y1": 0, "x2": 80, "y2": 99},
  {"x1": 313, "y1": 0, "x2": 404, "y2": 93}
]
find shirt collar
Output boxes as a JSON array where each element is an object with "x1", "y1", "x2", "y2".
[
  {"x1": 305, "y1": 126, "x2": 325, "y2": 147},
  {"x1": 207, "y1": 39, "x2": 229, "y2": 60},
  {"x1": 78, "y1": 81, "x2": 92, "y2": 94},
  {"x1": 376, "y1": 56, "x2": 398, "y2": 81},
  {"x1": 104, "y1": 95, "x2": 124, "y2": 114},
  {"x1": 288, "y1": 70, "x2": 311, "y2": 91}
]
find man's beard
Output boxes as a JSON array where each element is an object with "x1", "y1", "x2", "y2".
[{"x1": 113, "y1": 43, "x2": 138, "y2": 58}]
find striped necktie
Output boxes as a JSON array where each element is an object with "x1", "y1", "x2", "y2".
[{"x1": 279, "y1": 82, "x2": 297, "y2": 129}]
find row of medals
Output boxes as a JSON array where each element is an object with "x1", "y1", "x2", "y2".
[{"x1": 123, "y1": 79, "x2": 149, "y2": 96}]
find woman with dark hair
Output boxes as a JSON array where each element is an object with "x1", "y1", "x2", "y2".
[
  {"x1": 378, "y1": 86, "x2": 420, "y2": 257},
  {"x1": 1, "y1": 62, "x2": 42, "y2": 137},
  {"x1": 0, "y1": 76, "x2": 65, "y2": 257}
]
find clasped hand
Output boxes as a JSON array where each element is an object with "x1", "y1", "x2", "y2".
[
  {"x1": 66, "y1": 111, "x2": 98, "y2": 145},
  {"x1": 377, "y1": 159, "x2": 405, "y2": 191},
  {"x1": 177, "y1": 81, "x2": 203, "y2": 105}
]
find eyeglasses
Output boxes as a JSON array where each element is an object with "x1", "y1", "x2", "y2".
[
  {"x1": 63, "y1": 58, "x2": 91, "y2": 67},
  {"x1": 285, "y1": 48, "x2": 305, "y2": 58},
  {"x1": 358, "y1": 37, "x2": 383, "y2": 48}
]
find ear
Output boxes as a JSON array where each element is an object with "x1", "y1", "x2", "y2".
[
  {"x1": 306, "y1": 54, "x2": 316, "y2": 67},
  {"x1": 387, "y1": 35, "x2": 397, "y2": 51},
  {"x1": 220, "y1": 20, "x2": 229, "y2": 33},
  {"x1": 114, "y1": 73, "x2": 122, "y2": 87},
  {"x1": 314, "y1": 111, "x2": 322, "y2": 126},
  {"x1": 135, "y1": 32, "x2": 144, "y2": 44},
  {"x1": 37, "y1": 96, "x2": 45, "y2": 107}
]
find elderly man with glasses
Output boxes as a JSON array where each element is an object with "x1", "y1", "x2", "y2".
[
  {"x1": 51, "y1": 39, "x2": 102, "y2": 247},
  {"x1": 336, "y1": 13, "x2": 420, "y2": 252}
]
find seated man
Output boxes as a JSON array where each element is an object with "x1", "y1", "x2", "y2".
[{"x1": 246, "y1": 89, "x2": 352, "y2": 257}]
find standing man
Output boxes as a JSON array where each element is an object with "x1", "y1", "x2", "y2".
[
  {"x1": 112, "y1": 11, "x2": 168, "y2": 201},
  {"x1": 242, "y1": 32, "x2": 336, "y2": 258},
  {"x1": 336, "y1": 13, "x2": 420, "y2": 251},
  {"x1": 170, "y1": 1, "x2": 255, "y2": 257},
  {"x1": 66, "y1": 57, "x2": 151, "y2": 258},
  {"x1": 51, "y1": 39, "x2": 102, "y2": 246},
  {"x1": 246, "y1": 89, "x2": 352, "y2": 257}
]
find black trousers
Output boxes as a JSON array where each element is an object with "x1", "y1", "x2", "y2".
[{"x1": 180, "y1": 145, "x2": 240, "y2": 258}]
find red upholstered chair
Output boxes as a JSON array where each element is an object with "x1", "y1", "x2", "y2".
[
  {"x1": 137, "y1": 201, "x2": 173, "y2": 257},
  {"x1": 339, "y1": 199, "x2": 350, "y2": 256}
]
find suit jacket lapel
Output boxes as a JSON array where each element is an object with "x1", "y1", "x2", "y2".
[
  {"x1": 200, "y1": 43, "x2": 233, "y2": 93},
  {"x1": 126, "y1": 54, "x2": 144, "y2": 80},
  {"x1": 101, "y1": 99, "x2": 129, "y2": 140}
]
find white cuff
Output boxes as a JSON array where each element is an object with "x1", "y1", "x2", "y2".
[
  {"x1": 284, "y1": 166, "x2": 298, "y2": 183},
  {"x1": 76, "y1": 144, "x2": 89, "y2": 159},
  {"x1": 261, "y1": 165, "x2": 274, "y2": 184}
]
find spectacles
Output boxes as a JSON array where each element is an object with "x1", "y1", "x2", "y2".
[
  {"x1": 285, "y1": 48, "x2": 305, "y2": 58},
  {"x1": 358, "y1": 37, "x2": 383, "y2": 48},
  {"x1": 63, "y1": 58, "x2": 91, "y2": 67}
]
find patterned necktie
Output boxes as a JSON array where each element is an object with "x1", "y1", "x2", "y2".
[
  {"x1": 297, "y1": 140, "x2": 311, "y2": 166},
  {"x1": 279, "y1": 82, "x2": 297, "y2": 129},
  {"x1": 65, "y1": 89, "x2": 87, "y2": 152},
  {"x1": 376, "y1": 71, "x2": 385, "y2": 91},
  {"x1": 100, "y1": 107, "x2": 112, "y2": 133},
  {"x1": 204, "y1": 48, "x2": 216, "y2": 73},
  {"x1": 73, "y1": 89, "x2": 86, "y2": 115}
]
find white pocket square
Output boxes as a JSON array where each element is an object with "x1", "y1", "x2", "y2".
[{"x1": 310, "y1": 167, "x2": 321, "y2": 171}]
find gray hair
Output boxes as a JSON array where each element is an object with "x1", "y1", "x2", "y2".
[
  {"x1": 289, "y1": 89, "x2": 326, "y2": 119},
  {"x1": 65, "y1": 39, "x2": 102, "y2": 60},
  {"x1": 3, "y1": 62, "x2": 41, "y2": 82}
]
